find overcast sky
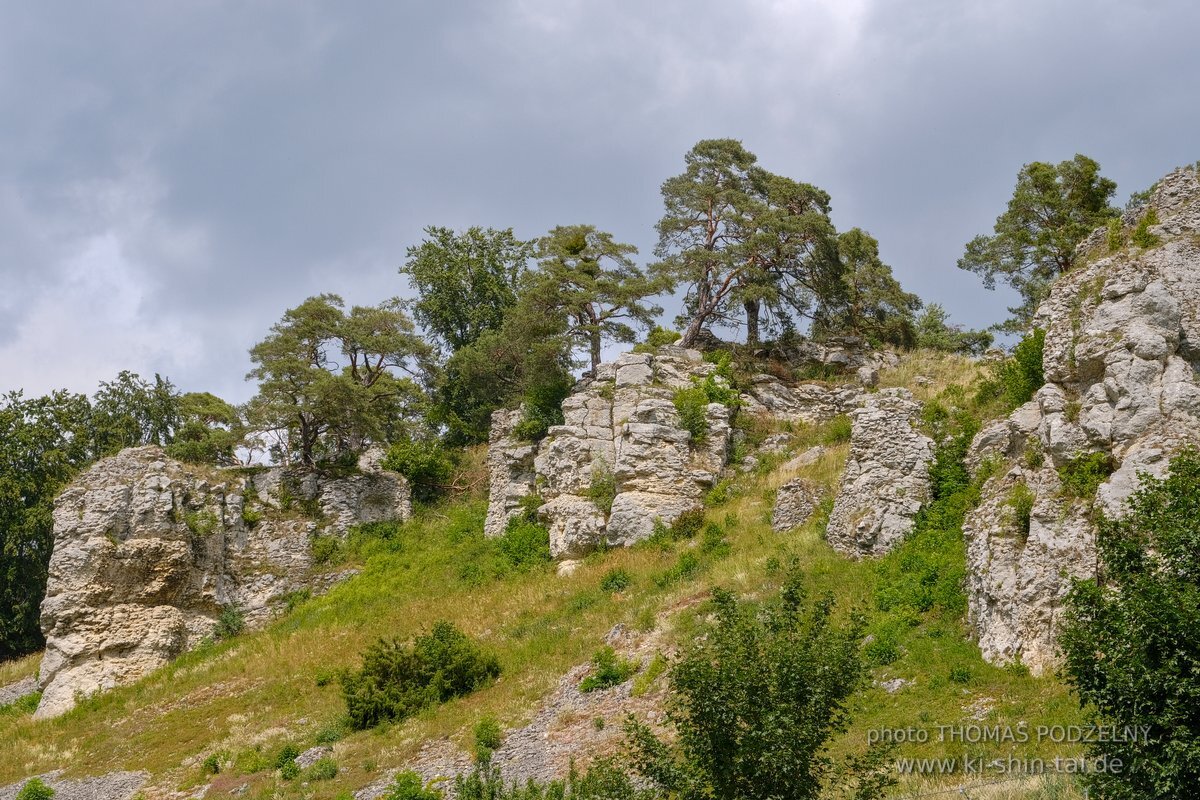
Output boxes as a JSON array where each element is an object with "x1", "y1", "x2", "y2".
[{"x1": 2, "y1": 0, "x2": 1197, "y2": 402}]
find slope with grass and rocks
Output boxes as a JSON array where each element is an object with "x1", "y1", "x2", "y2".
[{"x1": 0, "y1": 334, "x2": 1106, "y2": 800}]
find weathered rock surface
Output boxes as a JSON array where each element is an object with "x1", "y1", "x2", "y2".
[
  {"x1": 485, "y1": 347, "x2": 735, "y2": 557},
  {"x1": 964, "y1": 164, "x2": 1200, "y2": 674},
  {"x1": 0, "y1": 677, "x2": 36, "y2": 708},
  {"x1": 826, "y1": 389, "x2": 935, "y2": 557},
  {"x1": 0, "y1": 771, "x2": 147, "y2": 800},
  {"x1": 740, "y1": 374, "x2": 863, "y2": 423},
  {"x1": 772, "y1": 478, "x2": 820, "y2": 532},
  {"x1": 484, "y1": 409, "x2": 539, "y2": 538},
  {"x1": 36, "y1": 446, "x2": 410, "y2": 719}
]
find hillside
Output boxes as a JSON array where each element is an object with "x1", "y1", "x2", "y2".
[{"x1": 0, "y1": 350, "x2": 1087, "y2": 800}]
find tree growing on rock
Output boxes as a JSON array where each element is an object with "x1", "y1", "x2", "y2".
[
  {"x1": 246, "y1": 294, "x2": 431, "y2": 466},
  {"x1": 958, "y1": 154, "x2": 1119, "y2": 332},
  {"x1": 816, "y1": 228, "x2": 921, "y2": 348},
  {"x1": 529, "y1": 224, "x2": 665, "y2": 369}
]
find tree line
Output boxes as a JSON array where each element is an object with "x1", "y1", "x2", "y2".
[{"x1": 0, "y1": 140, "x2": 1125, "y2": 660}]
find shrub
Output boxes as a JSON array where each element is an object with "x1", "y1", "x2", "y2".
[
  {"x1": 625, "y1": 572, "x2": 881, "y2": 800},
  {"x1": 473, "y1": 715, "x2": 503, "y2": 762},
  {"x1": 16, "y1": 778, "x2": 55, "y2": 800},
  {"x1": 311, "y1": 533, "x2": 342, "y2": 566},
  {"x1": 512, "y1": 372, "x2": 573, "y2": 442},
  {"x1": 949, "y1": 666, "x2": 972, "y2": 684},
  {"x1": 280, "y1": 761, "x2": 300, "y2": 781},
  {"x1": 652, "y1": 551, "x2": 702, "y2": 588},
  {"x1": 1057, "y1": 451, "x2": 1115, "y2": 500},
  {"x1": 214, "y1": 605, "x2": 245, "y2": 640},
  {"x1": 383, "y1": 771, "x2": 443, "y2": 800},
  {"x1": 586, "y1": 459, "x2": 617, "y2": 514},
  {"x1": 1106, "y1": 217, "x2": 1125, "y2": 251},
  {"x1": 201, "y1": 752, "x2": 224, "y2": 775},
  {"x1": 600, "y1": 567, "x2": 632, "y2": 593},
  {"x1": 341, "y1": 621, "x2": 501, "y2": 729},
  {"x1": 498, "y1": 518, "x2": 552, "y2": 570},
  {"x1": 983, "y1": 328, "x2": 1045, "y2": 411},
  {"x1": 241, "y1": 505, "x2": 262, "y2": 528},
  {"x1": 274, "y1": 743, "x2": 301, "y2": 770},
  {"x1": 631, "y1": 653, "x2": 668, "y2": 697},
  {"x1": 579, "y1": 646, "x2": 637, "y2": 692},
  {"x1": 383, "y1": 439, "x2": 459, "y2": 504},
  {"x1": 1007, "y1": 483, "x2": 1035, "y2": 541},
  {"x1": 306, "y1": 757, "x2": 339, "y2": 781},
  {"x1": 672, "y1": 387, "x2": 709, "y2": 441},
  {"x1": 1060, "y1": 449, "x2": 1200, "y2": 798},
  {"x1": 1131, "y1": 207, "x2": 1161, "y2": 248},
  {"x1": 645, "y1": 326, "x2": 681, "y2": 348},
  {"x1": 670, "y1": 508, "x2": 705, "y2": 540}
]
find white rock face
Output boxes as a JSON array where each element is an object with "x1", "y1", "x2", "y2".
[
  {"x1": 964, "y1": 165, "x2": 1200, "y2": 674},
  {"x1": 826, "y1": 389, "x2": 935, "y2": 557},
  {"x1": 484, "y1": 409, "x2": 539, "y2": 538},
  {"x1": 485, "y1": 347, "x2": 735, "y2": 557},
  {"x1": 36, "y1": 446, "x2": 410, "y2": 719},
  {"x1": 772, "y1": 478, "x2": 820, "y2": 532}
]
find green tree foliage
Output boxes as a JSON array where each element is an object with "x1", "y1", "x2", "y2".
[
  {"x1": 652, "y1": 139, "x2": 841, "y2": 348},
  {"x1": 246, "y1": 295, "x2": 430, "y2": 466},
  {"x1": 818, "y1": 228, "x2": 920, "y2": 347},
  {"x1": 382, "y1": 437, "x2": 458, "y2": 504},
  {"x1": 341, "y1": 621, "x2": 501, "y2": 729},
  {"x1": 624, "y1": 573, "x2": 882, "y2": 800},
  {"x1": 164, "y1": 392, "x2": 244, "y2": 465},
  {"x1": 913, "y1": 303, "x2": 994, "y2": 356},
  {"x1": 978, "y1": 328, "x2": 1046, "y2": 411},
  {"x1": 0, "y1": 390, "x2": 94, "y2": 658},
  {"x1": 433, "y1": 300, "x2": 572, "y2": 445},
  {"x1": 530, "y1": 225, "x2": 664, "y2": 369},
  {"x1": 1061, "y1": 449, "x2": 1200, "y2": 798},
  {"x1": 90, "y1": 370, "x2": 181, "y2": 455},
  {"x1": 959, "y1": 155, "x2": 1119, "y2": 331},
  {"x1": 400, "y1": 226, "x2": 535, "y2": 353}
]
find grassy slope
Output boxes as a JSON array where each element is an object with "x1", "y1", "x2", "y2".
[{"x1": 0, "y1": 351, "x2": 1087, "y2": 799}]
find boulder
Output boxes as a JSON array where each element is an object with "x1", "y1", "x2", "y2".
[
  {"x1": 772, "y1": 478, "x2": 820, "y2": 532},
  {"x1": 484, "y1": 409, "x2": 539, "y2": 538},
  {"x1": 826, "y1": 389, "x2": 935, "y2": 557}
]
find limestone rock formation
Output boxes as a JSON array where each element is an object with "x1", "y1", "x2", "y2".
[
  {"x1": 740, "y1": 374, "x2": 863, "y2": 423},
  {"x1": 484, "y1": 409, "x2": 539, "y2": 538},
  {"x1": 826, "y1": 389, "x2": 935, "y2": 557},
  {"x1": 36, "y1": 446, "x2": 410, "y2": 719},
  {"x1": 772, "y1": 478, "x2": 820, "y2": 532},
  {"x1": 486, "y1": 347, "x2": 735, "y2": 557},
  {"x1": 964, "y1": 164, "x2": 1200, "y2": 674}
]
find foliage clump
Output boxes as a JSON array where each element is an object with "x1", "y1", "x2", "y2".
[
  {"x1": 383, "y1": 438, "x2": 458, "y2": 504},
  {"x1": 579, "y1": 646, "x2": 637, "y2": 692},
  {"x1": 1061, "y1": 448, "x2": 1200, "y2": 799},
  {"x1": 15, "y1": 778, "x2": 55, "y2": 800},
  {"x1": 341, "y1": 621, "x2": 501, "y2": 729},
  {"x1": 977, "y1": 328, "x2": 1046, "y2": 412},
  {"x1": 1057, "y1": 452, "x2": 1115, "y2": 500}
]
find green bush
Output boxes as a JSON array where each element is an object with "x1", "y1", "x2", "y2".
[
  {"x1": 652, "y1": 551, "x2": 702, "y2": 588},
  {"x1": 280, "y1": 761, "x2": 300, "y2": 781},
  {"x1": 274, "y1": 743, "x2": 301, "y2": 770},
  {"x1": 949, "y1": 666, "x2": 972, "y2": 684},
  {"x1": 201, "y1": 752, "x2": 223, "y2": 775},
  {"x1": 980, "y1": 328, "x2": 1046, "y2": 411},
  {"x1": 600, "y1": 568, "x2": 632, "y2": 593},
  {"x1": 384, "y1": 771, "x2": 444, "y2": 800},
  {"x1": 1007, "y1": 483, "x2": 1035, "y2": 541},
  {"x1": 311, "y1": 533, "x2": 343, "y2": 566},
  {"x1": 383, "y1": 439, "x2": 459, "y2": 504},
  {"x1": 631, "y1": 652, "x2": 668, "y2": 697},
  {"x1": 1057, "y1": 452, "x2": 1115, "y2": 500},
  {"x1": 214, "y1": 606, "x2": 245, "y2": 640},
  {"x1": 645, "y1": 326, "x2": 681, "y2": 348},
  {"x1": 579, "y1": 646, "x2": 637, "y2": 693},
  {"x1": 473, "y1": 715, "x2": 503, "y2": 762},
  {"x1": 670, "y1": 508, "x2": 705, "y2": 540},
  {"x1": 1060, "y1": 449, "x2": 1200, "y2": 798},
  {"x1": 306, "y1": 757, "x2": 339, "y2": 781},
  {"x1": 341, "y1": 621, "x2": 501, "y2": 729},
  {"x1": 498, "y1": 518, "x2": 552, "y2": 571},
  {"x1": 586, "y1": 460, "x2": 617, "y2": 514},
  {"x1": 672, "y1": 386, "x2": 709, "y2": 441},
  {"x1": 1131, "y1": 207, "x2": 1161, "y2": 248},
  {"x1": 16, "y1": 778, "x2": 55, "y2": 800}
]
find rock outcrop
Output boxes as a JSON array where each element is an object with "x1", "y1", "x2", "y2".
[
  {"x1": 36, "y1": 446, "x2": 410, "y2": 719},
  {"x1": 826, "y1": 389, "x2": 935, "y2": 557},
  {"x1": 772, "y1": 478, "x2": 820, "y2": 532},
  {"x1": 964, "y1": 164, "x2": 1200, "y2": 674},
  {"x1": 486, "y1": 347, "x2": 735, "y2": 557}
]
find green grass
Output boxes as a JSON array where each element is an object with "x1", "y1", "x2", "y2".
[{"x1": 0, "y1": 355, "x2": 1088, "y2": 798}]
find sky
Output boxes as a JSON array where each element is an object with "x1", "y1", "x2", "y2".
[{"x1": 2, "y1": 0, "x2": 1198, "y2": 403}]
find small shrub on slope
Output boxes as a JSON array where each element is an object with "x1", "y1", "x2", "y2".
[{"x1": 341, "y1": 621, "x2": 501, "y2": 729}]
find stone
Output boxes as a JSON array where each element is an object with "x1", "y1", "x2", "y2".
[
  {"x1": 0, "y1": 771, "x2": 148, "y2": 800},
  {"x1": 826, "y1": 389, "x2": 935, "y2": 557},
  {"x1": 296, "y1": 745, "x2": 334, "y2": 769},
  {"x1": 539, "y1": 495, "x2": 607, "y2": 558},
  {"x1": 484, "y1": 409, "x2": 538, "y2": 538},
  {"x1": 0, "y1": 677, "x2": 36, "y2": 708},
  {"x1": 780, "y1": 446, "x2": 826, "y2": 471},
  {"x1": 772, "y1": 478, "x2": 820, "y2": 532},
  {"x1": 35, "y1": 445, "x2": 410, "y2": 719},
  {"x1": 605, "y1": 491, "x2": 699, "y2": 547},
  {"x1": 963, "y1": 164, "x2": 1200, "y2": 674},
  {"x1": 856, "y1": 365, "x2": 880, "y2": 388}
]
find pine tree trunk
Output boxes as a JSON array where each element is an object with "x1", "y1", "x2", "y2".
[
  {"x1": 744, "y1": 299, "x2": 760, "y2": 346},
  {"x1": 590, "y1": 330, "x2": 602, "y2": 370}
]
